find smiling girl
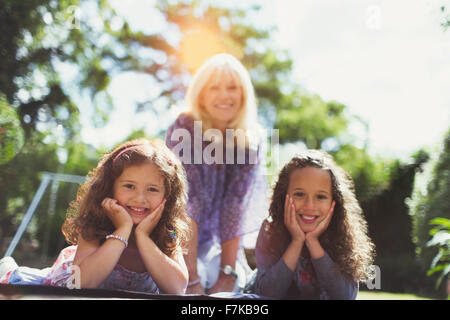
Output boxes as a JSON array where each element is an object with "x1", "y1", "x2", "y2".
[
  {"x1": 50, "y1": 139, "x2": 190, "y2": 294},
  {"x1": 252, "y1": 150, "x2": 375, "y2": 299}
]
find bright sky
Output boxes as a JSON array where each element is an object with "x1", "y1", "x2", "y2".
[{"x1": 79, "y1": 0, "x2": 450, "y2": 161}]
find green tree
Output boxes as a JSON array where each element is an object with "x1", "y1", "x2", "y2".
[
  {"x1": 0, "y1": 0, "x2": 158, "y2": 138},
  {"x1": 0, "y1": 96, "x2": 24, "y2": 165},
  {"x1": 357, "y1": 150, "x2": 434, "y2": 295},
  {"x1": 276, "y1": 93, "x2": 348, "y2": 148},
  {"x1": 409, "y1": 128, "x2": 450, "y2": 296},
  {"x1": 426, "y1": 217, "x2": 450, "y2": 292},
  {"x1": 331, "y1": 144, "x2": 391, "y2": 203}
]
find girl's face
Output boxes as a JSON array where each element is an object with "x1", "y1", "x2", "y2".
[
  {"x1": 113, "y1": 163, "x2": 166, "y2": 225},
  {"x1": 199, "y1": 70, "x2": 243, "y2": 130},
  {"x1": 287, "y1": 167, "x2": 333, "y2": 233}
]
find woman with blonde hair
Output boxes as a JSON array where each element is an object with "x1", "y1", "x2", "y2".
[{"x1": 166, "y1": 53, "x2": 268, "y2": 294}]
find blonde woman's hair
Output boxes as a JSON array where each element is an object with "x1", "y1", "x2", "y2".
[{"x1": 185, "y1": 53, "x2": 261, "y2": 149}]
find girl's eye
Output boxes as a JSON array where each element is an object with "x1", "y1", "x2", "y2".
[
  {"x1": 148, "y1": 187, "x2": 159, "y2": 192},
  {"x1": 293, "y1": 192, "x2": 305, "y2": 197},
  {"x1": 124, "y1": 184, "x2": 134, "y2": 189},
  {"x1": 317, "y1": 194, "x2": 328, "y2": 200}
]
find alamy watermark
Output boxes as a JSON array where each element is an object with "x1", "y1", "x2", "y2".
[
  {"x1": 168, "y1": 120, "x2": 279, "y2": 174},
  {"x1": 365, "y1": 264, "x2": 381, "y2": 290},
  {"x1": 366, "y1": 5, "x2": 382, "y2": 30},
  {"x1": 66, "y1": 264, "x2": 81, "y2": 290}
]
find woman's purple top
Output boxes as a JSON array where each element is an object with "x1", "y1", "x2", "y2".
[{"x1": 165, "y1": 113, "x2": 268, "y2": 246}]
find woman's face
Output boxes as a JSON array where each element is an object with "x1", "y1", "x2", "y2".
[
  {"x1": 199, "y1": 70, "x2": 243, "y2": 131},
  {"x1": 287, "y1": 167, "x2": 333, "y2": 233},
  {"x1": 113, "y1": 163, "x2": 166, "y2": 225}
]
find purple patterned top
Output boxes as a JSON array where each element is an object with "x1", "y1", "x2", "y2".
[{"x1": 165, "y1": 113, "x2": 268, "y2": 246}]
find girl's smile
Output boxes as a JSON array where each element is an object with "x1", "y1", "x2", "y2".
[
  {"x1": 299, "y1": 214, "x2": 319, "y2": 224},
  {"x1": 126, "y1": 206, "x2": 150, "y2": 216}
]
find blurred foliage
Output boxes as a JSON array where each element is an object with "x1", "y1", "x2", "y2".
[
  {"x1": 408, "y1": 128, "x2": 450, "y2": 296},
  {"x1": 332, "y1": 144, "x2": 391, "y2": 203},
  {"x1": 276, "y1": 94, "x2": 349, "y2": 148},
  {"x1": 0, "y1": 133, "x2": 99, "y2": 261},
  {"x1": 441, "y1": 5, "x2": 450, "y2": 30},
  {"x1": 0, "y1": 96, "x2": 24, "y2": 165},
  {"x1": 0, "y1": 0, "x2": 156, "y2": 137},
  {"x1": 0, "y1": 0, "x2": 447, "y2": 298},
  {"x1": 426, "y1": 218, "x2": 450, "y2": 289},
  {"x1": 353, "y1": 149, "x2": 435, "y2": 296}
]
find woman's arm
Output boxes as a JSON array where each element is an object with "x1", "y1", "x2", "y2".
[{"x1": 207, "y1": 236, "x2": 240, "y2": 294}]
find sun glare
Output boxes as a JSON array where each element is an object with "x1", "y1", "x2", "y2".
[{"x1": 179, "y1": 26, "x2": 229, "y2": 73}]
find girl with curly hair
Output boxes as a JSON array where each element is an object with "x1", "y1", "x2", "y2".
[
  {"x1": 1, "y1": 138, "x2": 191, "y2": 294},
  {"x1": 252, "y1": 150, "x2": 375, "y2": 299}
]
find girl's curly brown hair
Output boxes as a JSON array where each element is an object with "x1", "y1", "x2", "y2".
[
  {"x1": 264, "y1": 149, "x2": 375, "y2": 282},
  {"x1": 62, "y1": 138, "x2": 191, "y2": 257}
]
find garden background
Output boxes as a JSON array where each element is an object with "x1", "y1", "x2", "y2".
[{"x1": 0, "y1": 0, "x2": 449, "y2": 299}]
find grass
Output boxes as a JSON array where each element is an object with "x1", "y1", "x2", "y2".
[{"x1": 357, "y1": 290, "x2": 434, "y2": 300}]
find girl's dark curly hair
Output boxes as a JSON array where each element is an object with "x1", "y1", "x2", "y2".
[
  {"x1": 62, "y1": 138, "x2": 191, "y2": 257},
  {"x1": 265, "y1": 149, "x2": 375, "y2": 281}
]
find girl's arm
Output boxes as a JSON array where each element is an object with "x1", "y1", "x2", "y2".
[
  {"x1": 305, "y1": 201, "x2": 357, "y2": 299},
  {"x1": 134, "y1": 199, "x2": 188, "y2": 294},
  {"x1": 183, "y1": 218, "x2": 205, "y2": 294},
  {"x1": 254, "y1": 196, "x2": 306, "y2": 299},
  {"x1": 306, "y1": 237, "x2": 358, "y2": 299},
  {"x1": 73, "y1": 225, "x2": 131, "y2": 289},
  {"x1": 135, "y1": 232, "x2": 188, "y2": 294},
  {"x1": 73, "y1": 198, "x2": 133, "y2": 288},
  {"x1": 311, "y1": 252, "x2": 359, "y2": 300},
  {"x1": 253, "y1": 221, "x2": 296, "y2": 299},
  {"x1": 304, "y1": 200, "x2": 335, "y2": 259}
]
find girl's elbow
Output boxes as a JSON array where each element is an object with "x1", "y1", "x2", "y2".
[
  {"x1": 163, "y1": 283, "x2": 187, "y2": 295},
  {"x1": 79, "y1": 277, "x2": 99, "y2": 289}
]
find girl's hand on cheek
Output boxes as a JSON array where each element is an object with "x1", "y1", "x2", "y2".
[
  {"x1": 101, "y1": 198, "x2": 133, "y2": 230},
  {"x1": 305, "y1": 201, "x2": 335, "y2": 243},
  {"x1": 135, "y1": 199, "x2": 166, "y2": 236},
  {"x1": 284, "y1": 195, "x2": 305, "y2": 244}
]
